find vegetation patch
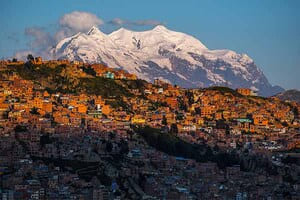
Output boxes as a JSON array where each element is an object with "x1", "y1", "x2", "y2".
[{"x1": 207, "y1": 86, "x2": 243, "y2": 97}]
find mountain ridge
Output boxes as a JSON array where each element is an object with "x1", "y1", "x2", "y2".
[
  {"x1": 275, "y1": 89, "x2": 300, "y2": 103},
  {"x1": 52, "y1": 25, "x2": 284, "y2": 96}
]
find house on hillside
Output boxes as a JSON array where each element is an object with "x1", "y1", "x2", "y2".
[{"x1": 105, "y1": 71, "x2": 115, "y2": 79}]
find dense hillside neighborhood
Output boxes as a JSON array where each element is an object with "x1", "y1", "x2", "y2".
[{"x1": 1, "y1": 58, "x2": 300, "y2": 199}]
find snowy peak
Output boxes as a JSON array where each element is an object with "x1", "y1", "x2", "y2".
[
  {"x1": 86, "y1": 26, "x2": 108, "y2": 40},
  {"x1": 108, "y1": 25, "x2": 208, "y2": 55},
  {"x1": 53, "y1": 25, "x2": 283, "y2": 96},
  {"x1": 87, "y1": 26, "x2": 103, "y2": 35},
  {"x1": 152, "y1": 25, "x2": 169, "y2": 31}
]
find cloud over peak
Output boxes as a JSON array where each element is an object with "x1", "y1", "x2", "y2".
[
  {"x1": 108, "y1": 18, "x2": 162, "y2": 26},
  {"x1": 25, "y1": 27, "x2": 55, "y2": 49},
  {"x1": 59, "y1": 11, "x2": 104, "y2": 32},
  {"x1": 14, "y1": 11, "x2": 162, "y2": 60}
]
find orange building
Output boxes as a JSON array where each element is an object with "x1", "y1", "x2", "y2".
[
  {"x1": 238, "y1": 121, "x2": 255, "y2": 133},
  {"x1": 95, "y1": 96, "x2": 105, "y2": 106},
  {"x1": 131, "y1": 115, "x2": 146, "y2": 124},
  {"x1": 33, "y1": 57, "x2": 43, "y2": 64},
  {"x1": 201, "y1": 106, "x2": 215, "y2": 118},
  {"x1": 165, "y1": 97, "x2": 178, "y2": 109},
  {"x1": 253, "y1": 114, "x2": 268, "y2": 126},
  {"x1": 53, "y1": 111, "x2": 70, "y2": 125},
  {"x1": 79, "y1": 94, "x2": 88, "y2": 102},
  {"x1": 215, "y1": 112, "x2": 223, "y2": 120},
  {"x1": 77, "y1": 104, "x2": 88, "y2": 114},
  {"x1": 197, "y1": 117, "x2": 204, "y2": 125},
  {"x1": 42, "y1": 101, "x2": 53, "y2": 113},
  {"x1": 0, "y1": 102, "x2": 9, "y2": 111},
  {"x1": 60, "y1": 97, "x2": 69, "y2": 105},
  {"x1": 43, "y1": 91, "x2": 50, "y2": 98},
  {"x1": 33, "y1": 97, "x2": 43, "y2": 109},
  {"x1": 125, "y1": 73, "x2": 137, "y2": 80},
  {"x1": 222, "y1": 111, "x2": 231, "y2": 120},
  {"x1": 101, "y1": 105, "x2": 111, "y2": 115},
  {"x1": 236, "y1": 88, "x2": 255, "y2": 96}
]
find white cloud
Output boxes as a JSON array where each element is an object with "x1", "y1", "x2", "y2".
[
  {"x1": 54, "y1": 28, "x2": 74, "y2": 42},
  {"x1": 25, "y1": 27, "x2": 54, "y2": 49},
  {"x1": 15, "y1": 11, "x2": 104, "y2": 59},
  {"x1": 109, "y1": 18, "x2": 125, "y2": 26},
  {"x1": 133, "y1": 19, "x2": 163, "y2": 26},
  {"x1": 59, "y1": 11, "x2": 103, "y2": 32},
  {"x1": 54, "y1": 11, "x2": 104, "y2": 41},
  {"x1": 14, "y1": 11, "x2": 162, "y2": 60},
  {"x1": 108, "y1": 18, "x2": 162, "y2": 26}
]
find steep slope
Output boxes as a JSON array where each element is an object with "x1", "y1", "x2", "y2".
[{"x1": 52, "y1": 25, "x2": 284, "y2": 96}]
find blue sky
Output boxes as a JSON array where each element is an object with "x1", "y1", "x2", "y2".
[{"x1": 0, "y1": 0, "x2": 299, "y2": 90}]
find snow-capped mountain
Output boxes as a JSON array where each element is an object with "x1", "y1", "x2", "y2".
[{"x1": 52, "y1": 25, "x2": 284, "y2": 96}]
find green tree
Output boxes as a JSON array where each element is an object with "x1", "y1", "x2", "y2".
[{"x1": 27, "y1": 54, "x2": 34, "y2": 62}]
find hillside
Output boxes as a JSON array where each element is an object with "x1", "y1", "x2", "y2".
[
  {"x1": 0, "y1": 62, "x2": 144, "y2": 98},
  {"x1": 275, "y1": 89, "x2": 300, "y2": 103},
  {"x1": 0, "y1": 60, "x2": 296, "y2": 130}
]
